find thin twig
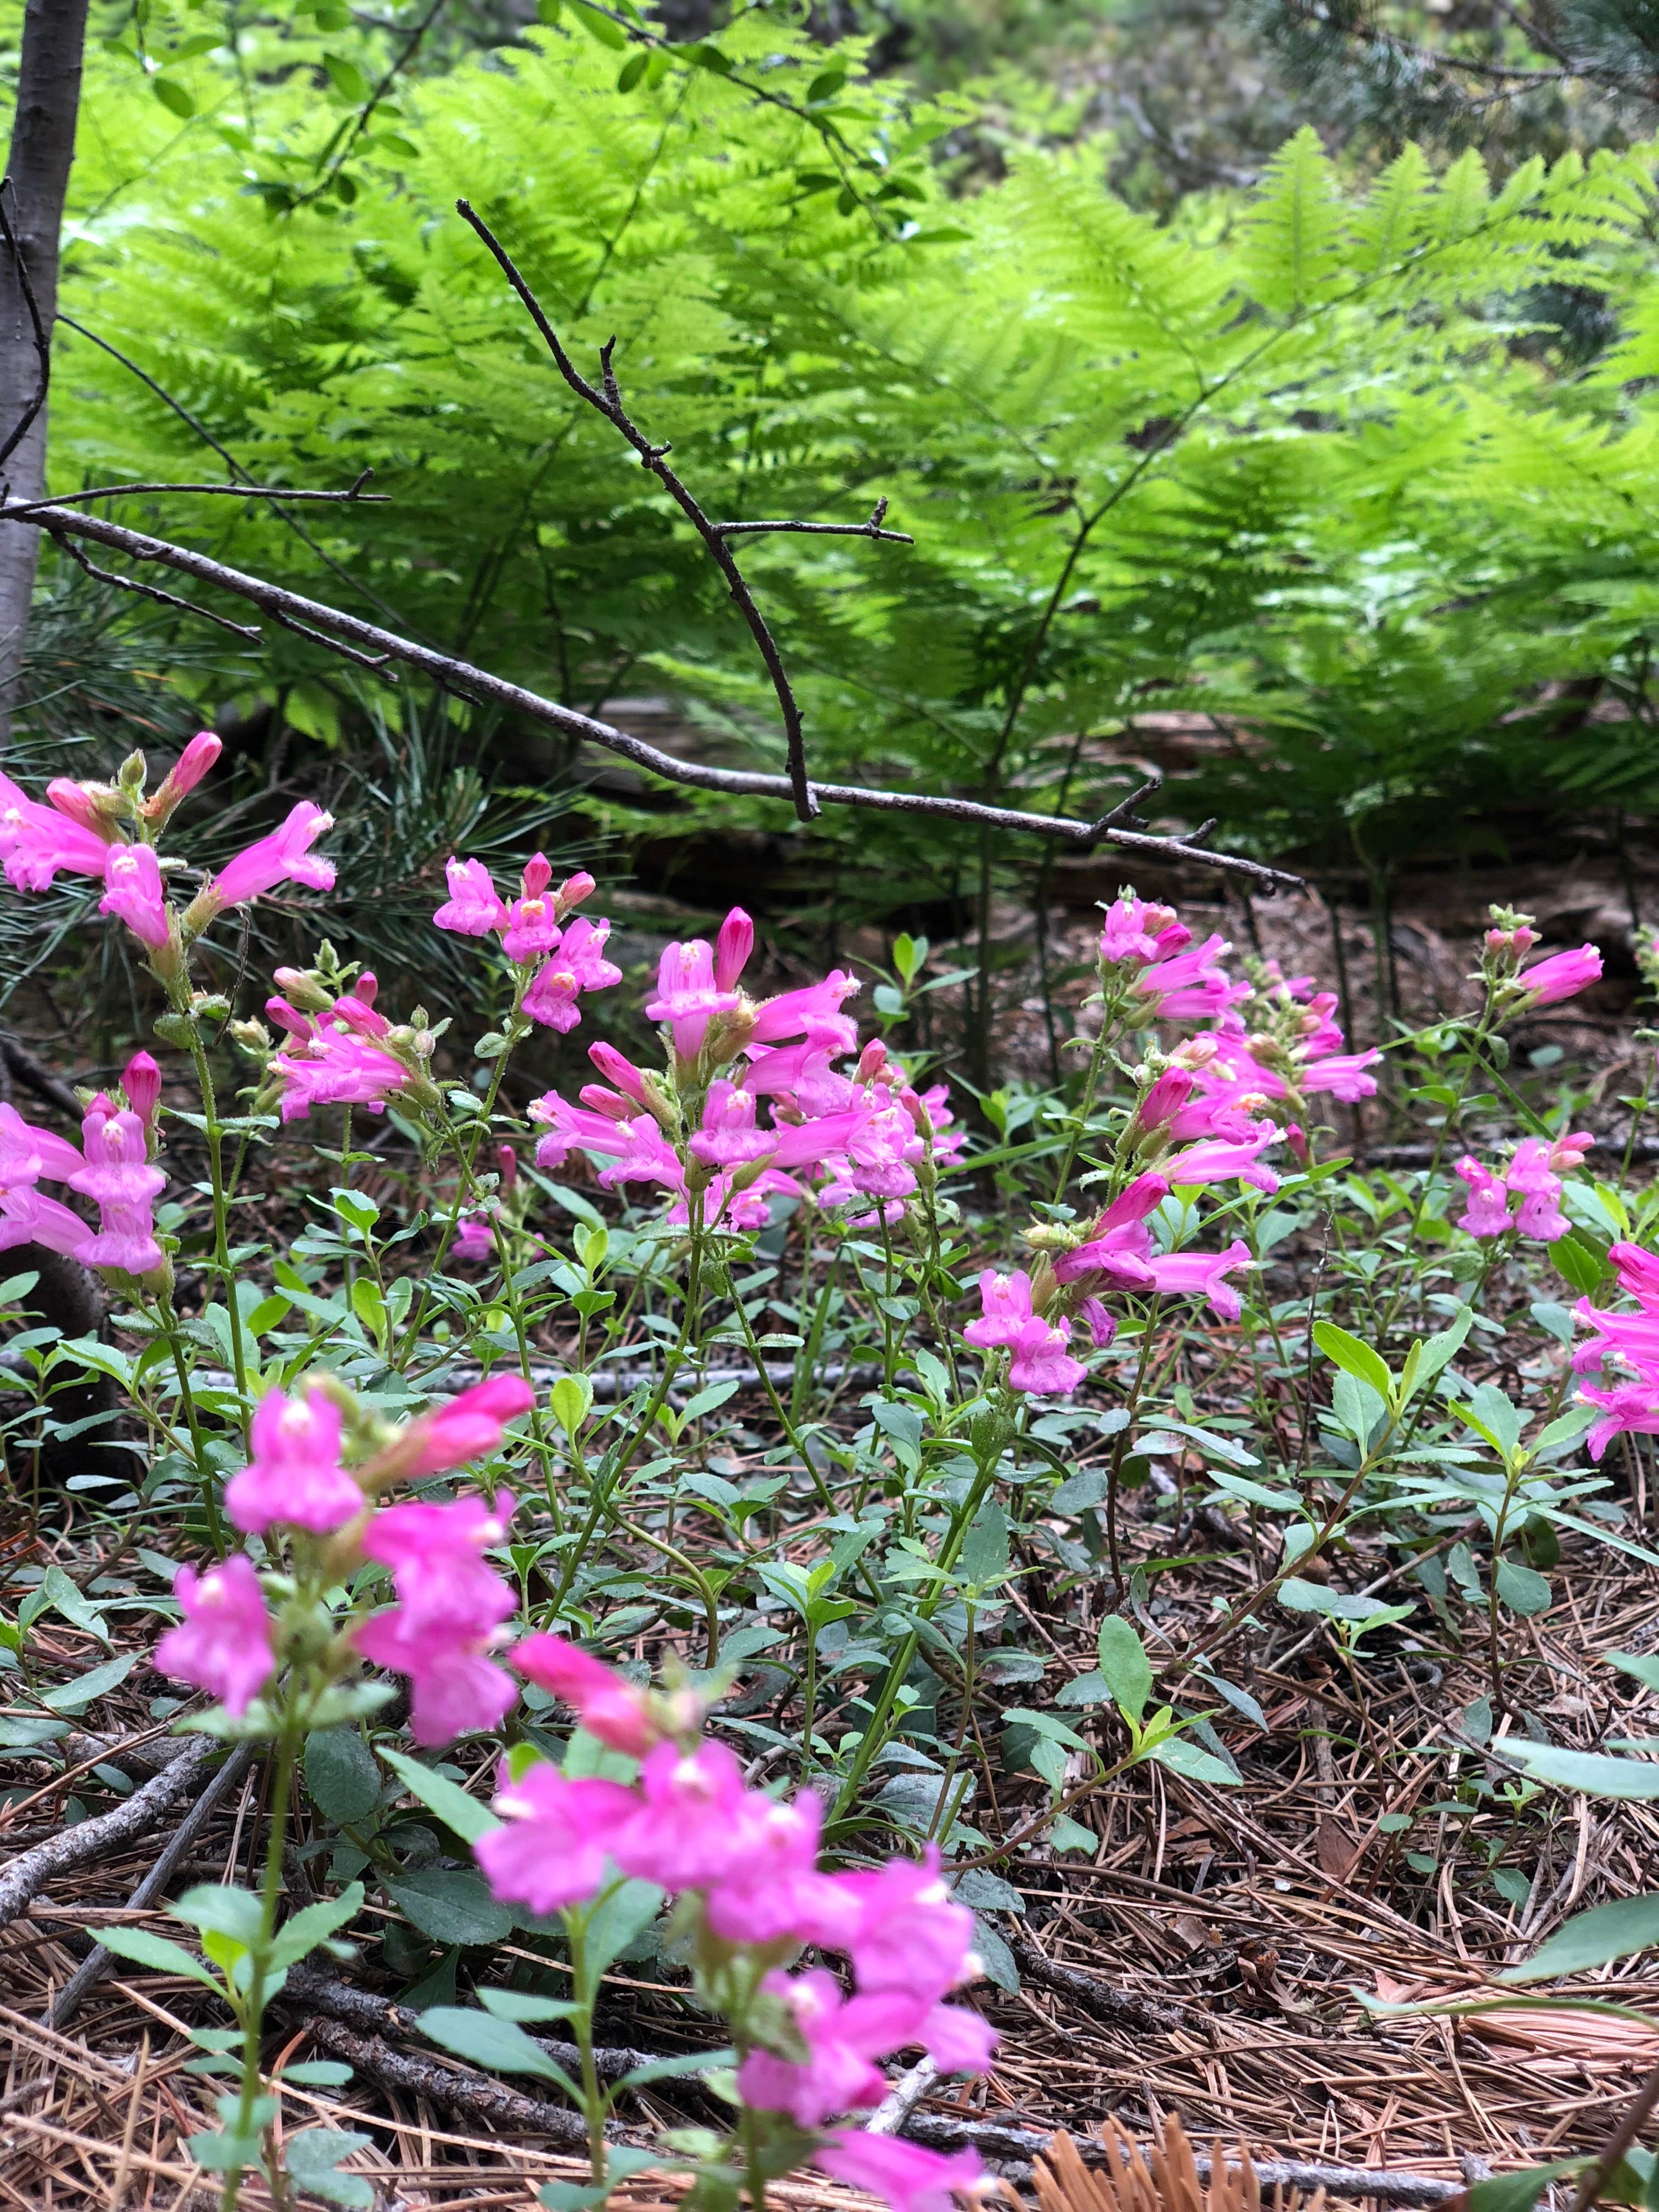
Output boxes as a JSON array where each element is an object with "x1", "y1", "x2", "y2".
[
  {"x1": 47, "y1": 527, "x2": 263, "y2": 641},
  {"x1": 8, "y1": 476, "x2": 385, "y2": 516},
  {"x1": 0, "y1": 181, "x2": 50, "y2": 474},
  {"x1": 0, "y1": 494, "x2": 1304, "y2": 885},
  {"x1": 0, "y1": 1736, "x2": 216, "y2": 1930},
  {"x1": 48, "y1": 1741, "x2": 259, "y2": 2030}
]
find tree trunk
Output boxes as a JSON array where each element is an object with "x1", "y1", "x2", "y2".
[{"x1": 0, "y1": 0, "x2": 91, "y2": 742}]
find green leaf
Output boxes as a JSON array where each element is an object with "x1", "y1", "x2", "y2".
[
  {"x1": 1468, "y1": 2164, "x2": 1584, "y2": 2212},
  {"x1": 387, "y1": 1870, "x2": 515, "y2": 1948},
  {"x1": 418, "y1": 2007, "x2": 582, "y2": 2096},
  {"x1": 1096, "y1": 1615, "x2": 1152, "y2": 1725},
  {"x1": 268, "y1": 1882, "x2": 364, "y2": 1970},
  {"x1": 1611, "y1": 1651, "x2": 1659, "y2": 1694},
  {"x1": 1055, "y1": 1668, "x2": 1107, "y2": 1708},
  {"x1": 478, "y1": 1989, "x2": 581, "y2": 2025},
  {"x1": 1553, "y1": 1232, "x2": 1608, "y2": 1297},
  {"x1": 283, "y1": 2130, "x2": 375, "y2": 2209},
  {"x1": 619, "y1": 2046, "x2": 737, "y2": 2088},
  {"x1": 305, "y1": 1730, "x2": 381, "y2": 1826},
  {"x1": 40, "y1": 1565, "x2": 110, "y2": 1647},
  {"x1": 1312, "y1": 1320, "x2": 1393, "y2": 1404},
  {"x1": 550, "y1": 1375, "x2": 593, "y2": 1437},
  {"x1": 1148, "y1": 1736, "x2": 1242, "y2": 1787},
  {"x1": 152, "y1": 77, "x2": 195, "y2": 118},
  {"x1": 1495, "y1": 1559, "x2": 1552, "y2": 1616},
  {"x1": 1500, "y1": 1893, "x2": 1659, "y2": 1984},
  {"x1": 1503, "y1": 1742, "x2": 1659, "y2": 1798},
  {"x1": 617, "y1": 51, "x2": 648, "y2": 91},
  {"x1": 568, "y1": 0, "x2": 628, "y2": 45},
  {"x1": 37, "y1": 1653, "x2": 138, "y2": 1713},
  {"x1": 381, "y1": 1747, "x2": 501, "y2": 1844},
  {"x1": 583, "y1": 1878, "x2": 664, "y2": 1977},
  {"x1": 93, "y1": 1926, "x2": 221, "y2": 1990},
  {"x1": 173, "y1": 1884, "x2": 264, "y2": 1945}
]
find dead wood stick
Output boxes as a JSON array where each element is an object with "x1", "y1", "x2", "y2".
[
  {"x1": 0, "y1": 1735, "x2": 217, "y2": 1929},
  {"x1": 1008, "y1": 1931, "x2": 1197, "y2": 2036},
  {"x1": 866, "y1": 2054, "x2": 938, "y2": 2135},
  {"x1": 901, "y1": 2113, "x2": 1465, "y2": 2203},
  {"x1": 298, "y1": 2014, "x2": 643, "y2": 2151},
  {"x1": 278, "y1": 1963, "x2": 688, "y2": 2087},
  {"x1": 49, "y1": 1740, "x2": 259, "y2": 2029}
]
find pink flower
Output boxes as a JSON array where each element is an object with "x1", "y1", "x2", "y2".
[
  {"x1": 512, "y1": 1633, "x2": 658, "y2": 1758},
  {"x1": 647, "y1": 938, "x2": 740, "y2": 1060},
  {"x1": 476, "y1": 1760, "x2": 639, "y2": 1913},
  {"x1": 450, "y1": 1215, "x2": 495, "y2": 1265},
  {"x1": 522, "y1": 917, "x2": 622, "y2": 1032},
  {"x1": 1006, "y1": 1316, "x2": 1085, "y2": 1395},
  {"x1": 704, "y1": 1789, "x2": 863, "y2": 1949},
  {"x1": 1611, "y1": 1242, "x2": 1659, "y2": 1313},
  {"x1": 354, "y1": 1605, "x2": 518, "y2": 1744},
  {"x1": 839, "y1": 1099, "x2": 921, "y2": 1201},
  {"x1": 273, "y1": 1030, "x2": 409, "y2": 1121},
  {"x1": 0, "y1": 1101, "x2": 82, "y2": 1185},
  {"x1": 45, "y1": 780, "x2": 115, "y2": 837},
  {"x1": 737, "y1": 1970, "x2": 910, "y2": 2128},
  {"x1": 814, "y1": 2130, "x2": 989, "y2": 2212},
  {"x1": 1136, "y1": 934, "x2": 1242, "y2": 1021},
  {"x1": 1163, "y1": 1120, "x2": 1281, "y2": 1195},
  {"x1": 502, "y1": 894, "x2": 563, "y2": 966},
  {"x1": 1078, "y1": 1296, "x2": 1116, "y2": 1350},
  {"x1": 1098, "y1": 893, "x2": 1189, "y2": 968},
  {"x1": 1127, "y1": 1066, "x2": 1194, "y2": 1144},
  {"x1": 224, "y1": 1387, "x2": 363, "y2": 1536},
  {"x1": 98, "y1": 844, "x2": 171, "y2": 949},
  {"x1": 76, "y1": 1203, "x2": 164, "y2": 1277},
  {"x1": 555, "y1": 869, "x2": 597, "y2": 917},
  {"x1": 122, "y1": 1052, "x2": 161, "y2": 1130},
  {"x1": 964, "y1": 1268, "x2": 1035, "y2": 1349},
  {"x1": 433, "y1": 856, "x2": 509, "y2": 938},
  {"x1": 208, "y1": 802, "x2": 336, "y2": 910},
  {"x1": 1571, "y1": 1297, "x2": 1659, "y2": 1376},
  {"x1": 155, "y1": 1556, "x2": 276, "y2": 1718},
  {"x1": 1505, "y1": 1138, "x2": 1570, "y2": 1242},
  {"x1": 1145, "y1": 1238, "x2": 1254, "y2": 1322},
  {"x1": 69, "y1": 1108, "x2": 165, "y2": 1209},
  {"x1": 1053, "y1": 1173, "x2": 1169, "y2": 1291},
  {"x1": 612, "y1": 1738, "x2": 750, "y2": 1891},
  {"x1": 0, "y1": 770, "x2": 111, "y2": 889},
  {"x1": 356, "y1": 1492, "x2": 519, "y2": 1743},
  {"x1": 155, "y1": 731, "x2": 222, "y2": 804},
  {"x1": 1454, "y1": 1156, "x2": 1512, "y2": 1239},
  {"x1": 0, "y1": 1187, "x2": 95, "y2": 1261},
  {"x1": 1301, "y1": 1049, "x2": 1381, "y2": 1102},
  {"x1": 689, "y1": 1080, "x2": 774, "y2": 1170},
  {"x1": 1519, "y1": 943, "x2": 1601, "y2": 1007},
  {"x1": 838, "y1": 1847, "x2": 980, "y2": 2005},
  {"x1": 749, "y1": 972, "x2": 861, "y2": 1055},
  {"x1": 391, "y1": 1377, "x2": 536, "y2": 1479},
  {"x1": 587, "y1": 1041, "x2": 650, "y2": 1107},
  {"x1": 1581, "y1": 1378, "x2": 1659, "y2": 1462},
  {"x1": 715, "y1": 906, "x2": 754, "y2": 992}
]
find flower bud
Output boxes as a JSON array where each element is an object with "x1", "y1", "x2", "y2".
[
  {"x1": 122, "y1": 1051, "x2": 162, "y2": 1129},
  {"x1": 272, "y1": 966, "x2": 335, "y2": 1014},
  {"x1": 144, "y1": 731, "x2": 222, "y2": 820},
  {"x1": 498, "y1": 1142, "x2": 518, "y2": 1192},
  {"x1": 555, "y1": 870, "x2": 596, "y2": 919},
  {"x1": 856, "y1": 1037, "x2": 890, "y2": 1085},
  {"x1": 522, "y1": 853, "x2": 552, "y2": 899},
  {"x1": 355, "y1": 969, "x2": 379, "y2": 1007},
  {"x1": 117, "y1": 749, "x2": 148, "y2": 794},
  {"x1": 47, "y1": 778, "x2": 123, "y2": 838},
  {"x1": 714, "y1": 905, "x2": 754, "y2": 993}
]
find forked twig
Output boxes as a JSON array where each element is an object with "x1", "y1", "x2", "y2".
[
  {"x1": 7, "y1": 473, "x2": 386, "y2": 516},
  {"x1": 0, "y1": 492, "x2": 1305, "y2": 888},
  {"x1": 457, "y1": 197, "x2": 901, "y2": 825},
  {"x1": 48, "y1": 526, "x2": 262, "y2": 641}
]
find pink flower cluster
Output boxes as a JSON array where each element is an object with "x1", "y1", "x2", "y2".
[
  {"x1": 1454, "y1": 1132, "x2": 1590, "y2": 1243},
  {"x1": 1573, "y1": 1242, "x2": 1659, "y2": 1461},
  {"x1": 477, "y1": 1635, "x2": 994, "y2": 2209},
  {"x1": 1097, "y1": 893, "x2": 1246, "y2": 1024},
  {"x1": 266, "y1": 971, "x2": 417, "y2": 1122},
  {"x1": 529, "y1": 910, "x2": 964, "y2": 1233},
  {"x1": 434, "y1": 855, "x2": 620, "y2": 1033},
  {"x1": 0, "y1": 738, "x2": 336, "y2": 949},
  {"x1": 0, "y1": 1055, "x2": 166, "y2": 1279},
  {"x1": 156, "y1": 1376, "x2": 534, "y2": 1741}
]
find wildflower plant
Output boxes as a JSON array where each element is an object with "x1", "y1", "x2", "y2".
[{"x1": 3, "y1": 735, "x2": 1656, "y2": 2210}]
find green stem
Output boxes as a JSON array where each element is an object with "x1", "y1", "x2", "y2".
[
  {"x1": 187, "y1": 1029, "x2": 251, "y2": 1439},
  {"x1": 220, "y1": 1717, "x2": 301, "y2": 2212},
  {"x1": 152, "y1": 1296, "x2": 225, "y2": 1554},
  {"x1": 1377, "y1": 1003, "x2": 1495, "y2": 1342},
  {"x1": 566, "y1": 1908, "x2": 607, "y2": 2185}
]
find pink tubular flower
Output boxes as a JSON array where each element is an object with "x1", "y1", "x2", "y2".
[
  {"x1": 273, "y1": 1030, "x2": 410, "y2": 1121},
  {"x1": 155, "y1": 1556, "x2": 276, "y2": 1718},
  {"x1": 715, "y1": 906, "x2": 754, "y2": 993},
  {"x1": 838, "y1": 1847, "x2": 980, "y2": 2005},
  {"x1": 1610, "y1": 1241, "x2": 1659, "y2": 1312},
  {"x1": 512, "y1": 1633, "x2": 658, "y2": 1758},
  {"x1": 704, "y1": 1790, "x2": 862, "y2": 1950},
  {"x1": 450, "y1": 1214, "x2": 495, "y2": 1265},
  {"x1": 69, "y1": 1107, "x2": 163, "y2": 1209},
  {"x1": 1053, "y1": 1172, "x2": 1169, "y2": 1291},
  {"x1": 122, "y1": 1052, "x2": 162, "y2": 1131},
  {"x1": 1163, "y1": 1120, "x2": 1281, "y2": 1195},
  {"x1": 476, "y1": 1760, "x2": 639, "y2": 1913},
  {"x1": 814, "y1": 2130, "x2": 989, "y2": 2212},
  {"x1": 77, "y1": 1203, "x2": 165, "y2": 1277},
  {"x1": 433, "y1": 856, "x2": 509, "y2": 938},
  {"x1": 356, "y1": 1492, "x2": 518, "y2": 1743},
  {"x1": 749, "y1": 971, "x2": 862, "y2": 1055},
  {"x1": 1571, "y1": 1296, "x2": 1659, "y2": 1376},
  {"x1": 1007, "y1": 1316, "x2": 1087, "y2": 1396},
  {"x1": 0, "y1": 770, "x2": 111, "y2": 890},
  {"x1": 1136, "y1": 934, "x2": 1242, "y2": 1022},
  {"x1": 1581, "y1": 1378, "x2": 1659, "y2": 1463},
  {"x1": 1519, "y1": 943, "x2": 1602, "y2": 1007},
  {"x1": 0, "y1": 1186, "x2": 97, "y2": 1261},
  {"x1": 158, "y1": 730, "x2": 222, "y2": 801},
  {"x1": 612, "y1": 1738, "x2": 751, "y2": 1892},
  {"x1": 208, "y1": 802, "x2": 336, "y2": 911},
  {"x1": 502, "y1": 895, "x2": 563, "y2": 966},
  {"x1": 0, "y1": 1100, "x2": 83, "y2": 1185},
  {"x1": 1098, "y1": 893, "x2": 1189, "y2": 968},
  {"x1": 522, "y1": 917, "x2": 623, "y2": 1032},
  {"x1": 1301, "y1": 1049, "x2": 1381, "y2": 1102},
  {"x1": 1078, "y1": 1295, "x2": 1117, "y2": 1350},
  {"x1": 1454, "y1": 1156, "x2": 1512, "y2": 1239},
  {"x1": 737, "y1": 1971, "x2": 912, "y2": 2128},
  {"x1": 1505, "y1": 1137, "x2": 1570, "y2": 1242},
  {"x1": 224, "y1": 1386, "x2": 364, "y2": 1537},
  {"x1": 1145, "y1": 1238, "x2": 1254, "y2": 1322},
  {"x1": 963, "y1": 1268, "x2": 1035, "y2": 1349},
  {"x1": 44, "y1": 780, "x2": 114, "y2": 837},
  {"x1": 1127, "y1": 1066, "x2": 1194, "y2": 1146},
  {"x1": 587, "y1": 1041, "x2": 650, "y2": 1108},
  {"x1": 391, "y1": 1376, "x2": 536, "y2": 1479},
  {"x1": 98, "y1": 844, "x2": 172, "y2": 949},
  {"x1": 647, "y1": 938, "x2": 740, "y2": 1060}
]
